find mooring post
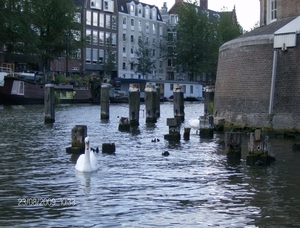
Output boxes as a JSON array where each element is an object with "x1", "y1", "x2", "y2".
[
  {"x1": 199, "y1": 115, "x2": 214, "y2": 138},
  {"x1": 246, "y1": 129, "x2": 274, "y2": 166},
  {"x1": 226, "y1": 132, "x2": 242, "y2": 159},
  {"x1": 173, "y1": 84, "x2": 184, "y2": 122},
  {"x1": 44, "y1": 84, "x2": 55, "y2": 123},
  {"x1": 102, "y1": 143, "x2": 116, "y2": 154},
  {"x1": 66, "y1": 125, "x2": 87, "y2": 154},
  {"x1": 204, "y1": 85, "x2": 215, "y2": 116},
  {"x1": 145, "y1": 83, "x2": 157, "y2": 123},
  {"x1": 156, "y1": 85, "x2": 161, "y2": 118},
  {"x1": 183, "y1": 128, "x2": 191, "y2": 140},
  {"x1": 164, "y1": 118, "x2": 181, "y2": 141},
  {"x1": 129, "y1": 83, "x2": 140, "y2": 126},
  {"x1": 100, "y1": 84, "x2": 110, "y2": 120}
]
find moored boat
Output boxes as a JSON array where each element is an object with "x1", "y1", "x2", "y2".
[{"x1": 0, "y1": 76, "x2": 92, "y2": 105}]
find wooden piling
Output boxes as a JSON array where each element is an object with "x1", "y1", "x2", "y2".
[
  {"x1": 246, "y1": 129, "x2": 274, "y2": 166},
  {"x1": 129, "y1": 83, "x2": 140, "y2": 126},
  {"x1": 173, "y1": 85, "x2": 184, "y2": 122},
  {"x1": 204, "y1": 86, "x2": 215, "y2": 115},
  {"x1": 183, "y1": 128, "x2": 191, "y2": 140},
  {"x1": 199, "y1": 115, "x2": 214, "y2": 138},
  {"x1": 44, "y1": 84, "x2": 55, "y2": 123},
  {"x1": 164, "y1": 118, "x2": 181, "y2": 141},
  {"x1": 102, "y1": 143, "x2": 116, "y2": 154},
  {"x1": 66, "y1": 125, "x2": 87, "y2": 154},
  {"x1": 226, "y1": 132, "x2": 242, "y2": 159},
  {"x1": 145, "y1": 83, "x2": 157, "y2": 123},
  {"x1": 156, "y1": 85, "x2": 161, "y2": 118},
  {"x1": 100, "y1": 84, "x2": 110, "y2": 120}
]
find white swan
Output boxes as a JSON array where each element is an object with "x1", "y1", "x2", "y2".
[
  {"x1": 75, "y1": 137, "x2": 99, "y2": 172},
  {"x1": 188, "y1": 118, "x2": 200, "y2": 130}
]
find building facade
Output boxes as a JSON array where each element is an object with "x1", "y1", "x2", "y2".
[
  {"x1": 214, "y1": 0, "x2": 300, "y2": 131},
  {"x1": 116, "y1": 0, "x2": 166, "y2": 80}
]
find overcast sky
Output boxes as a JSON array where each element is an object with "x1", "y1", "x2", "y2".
[{"x1": 143, "y1": 0, "x2": 260, "y2": 31}]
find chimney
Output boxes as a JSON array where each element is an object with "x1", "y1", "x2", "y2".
[{"x1": 200, "y1": 0, "x2": 208, "y2": 9}]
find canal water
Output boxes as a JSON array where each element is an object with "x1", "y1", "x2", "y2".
[{"x1": 0, "y1": 102, "x2": 300, "y2": 227}]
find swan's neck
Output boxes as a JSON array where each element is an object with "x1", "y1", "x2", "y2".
[{"x1": 84, "y1": 142, "x2": 92, "y2": 171}]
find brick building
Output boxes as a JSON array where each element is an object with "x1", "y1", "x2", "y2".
[{"x1": 214, "y1": 0, "x2": 300, "y2": 131}]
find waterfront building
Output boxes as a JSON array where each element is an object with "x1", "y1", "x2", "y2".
[{"x1": 214, "y1": 0, "x2": 300, "y2": 131}]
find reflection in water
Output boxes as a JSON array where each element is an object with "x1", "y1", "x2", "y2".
[{"x1": 0, "y1": 103, "x2": 300, "y2": 227}]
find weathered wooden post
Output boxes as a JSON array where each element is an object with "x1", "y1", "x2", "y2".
[
  {"x1": 173, "y1": 84, "x2": 184, "y2": 122},
  {"x1": 102, "y1": 143, "x2": 116, "y2": 154},
  {"x1": 44, "y1": 84, "x2": 55, "y2": 123},
  {"x1": 164, "y1": 118, "x2": 181, "y2": 141},
  {"x1": 199, "y1": 115, "x2": 214, "y2": 138},
  {"x1": 129, "y1": 83, "x2": 140, "y2": 126},
  {"x1": 247, "y1": 129, "x2": 274, "y2": 166},
  {"x1": 66, "y1": 125, "x2": 87, "y2": 154},
  {"x1": 204, "y1": 85, "x2": 215, "y2": 115},
  {"x1": 156, "y1": 85, "x2": 161, "y2": 118},
  {"x1": 226, "y1": 132, "x2": 242, "y2": 159},
  {"x1": 145, "y1": 83, "x2": 157, "y2": 123},
  {"x1": 118, "y1": 117, "x2": 130, "y2": 131},
  {"x1": 183, "y1": 128, "x2": 191, "y2": 140},
  {"x1": 100, "y1": 84, "x2": 110, "y2": 120}
]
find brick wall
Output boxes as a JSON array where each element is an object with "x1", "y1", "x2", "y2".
[
  {"x1": 280, "y1": 0, "x2": 300, "y2": 18},
  {"x1": 214, "y1": 35, "x2": 300, "y2": 130}
]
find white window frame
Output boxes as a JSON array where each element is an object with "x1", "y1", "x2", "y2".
[
  {"x1": 91, "y1": 0, "x2": 101, "y2": 9},
  {"x1": 11, "y1": 81, "x2": 24, "y2": 95}
]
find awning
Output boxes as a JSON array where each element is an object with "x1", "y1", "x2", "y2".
[{"x1": 274, "y1": 16, "x2": 300, "y2": 48}]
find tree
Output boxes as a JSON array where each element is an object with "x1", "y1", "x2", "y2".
[
  {"x1": 130, "y1": 34, "x2": 156, "y2": 79},
  {"x1": 0, "y1": 0, "x2": 83, "y2": 73},
  {"x1": 173, "y1": 1, "x2": 243, "y2": 82},
  {"x1": 103, "y1": 37, "x2": 116, "y2": 80}
]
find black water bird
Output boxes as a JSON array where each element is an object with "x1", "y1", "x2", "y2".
[
  {"x1": 162, "y1": 151, "x2": 170, "y2": 156},
  {"x1": 151, "y1": 138, "x2": 160, "y2": 143},
  {"x1": 91, "y1": 147, "x2": 99, "y2": 153}
]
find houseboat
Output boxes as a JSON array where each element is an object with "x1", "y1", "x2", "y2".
[
  {"x1": 0, "y1": 75, "x2": 92, "y2": 105},
  {"x1": 110, "y1": 78, "x2": 204, "y2": 102}
]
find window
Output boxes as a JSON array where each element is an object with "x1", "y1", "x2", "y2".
[
  {"x1": 93, "y1": 12, "x2": 98, "y2": 26},
  {"x1": 123, "y1": 46, "x2": 126, "y2": 53},
  {"x1": 152, "y1": 8, "x2": 157, "y2": 20},
  {"x1": 190, "y1": 85, "x2": 193, "y2": 94},
  {"x1": 138, "y1": 20, "x2": 142, "y2": 31},
  {"x1": 146, "y1": 22, "x2": 149, "y2": 33},
  {"x1": 131, "y1": 47, "x2": 134, "y2": 54},
  {"x1": 91, "y1": 0, "x2": 101, "y2": 9},
  {"x1": 123, "y1": 34, "x2": 126, "y2": 41},
  {"x1": 271, "y1": 0, "x2": 277, "y2": 20},
  {"x1": 130, "y1": 63, "x2": 134, "y2": 70},
  {"x1": 152, "y1": 24, "x2": 156, "y2": 34},
  {"x1": 99, "y1": 31, "x2": 104, "y2": 45},
  {"x1": 86, "y1": 11, "x2": 91, "y2": 25},
  {"x1": 86, "y1": 48, "x2": 91, "y2": 63},
  {"x1": 104, "y1": 0, "x2": 114, "y2": 12},
  {"x1": 11, "y1": 81, "x2": 24, "y2": 95},
  {"x1": 99, "y1": 13, "x2": 104, "y2": 27},
  {"x1": 152, "y1": 49, "x2": 155, "y2": 57},
  {"x1": 138, "y1": 6, "x2": 142, "y2": 15},
  {"x1": 74, "y1": 12, "x2": 81, "y2": 23},
  {"x1": 123, "y1": 17, "x2": 127, "y2": 25},
  {"x1": 123, "y1": 62, "x2": 126, "y2": 70},
  {"x1": 145, "y1": 7, "x2": 149, "y2": 18},
  {"x1": 112, "y1": 33, "x2": 116, "y2": 46},
  {"x1": 93, "y1": 30, "x2": 98, "y2": 45},
  {"x1": 112, "y1": 16, "x2": 117, "y2": 30},
  {"x1": 71, "y1": 29, "x2": 81, "y2": 41},
  {"x1": 106, "y1": 15, "x2": 111, "y2": 29},
  {"x1": 106, "y1": 33, "x2": 111, "y2": 45},
  {"x1": 152, "y1": 38, "x2": 156, "y2": 46},
  {"x1": 170, "y1": 84, "x2": 173, "y2": 91},
  {"x1": 93, "y1": 49, "x2": 98, "y2": 63},
  {"x1": 131, "y1": 35, "x2": 134, "y2": 43},
  {"x1": 131, "y1": 19, "x2": 134, "y2": 27},
  {"x1": 130, "y1": 4, "x2": 134, "y2": 13},
  {"x1": 86, "y1": 29, "x2": 91, "y2": 44},
  {"x1": 159, "y1": 25, "x2": 163, "y2": 36},
  {"x1": 168, "y1": 59, "x2": 172, "y2": 67},
  {"x1": 99, "y1": 49, "x2": 104, "y2": 63}
]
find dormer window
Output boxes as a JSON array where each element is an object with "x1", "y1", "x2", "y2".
[
  {"x1": 130, "y1": 4, "x2": 134, "y2": 13},
  {"x1": 91, "y1": 0, "x2": 101, "y2": 10},
  {"x1": 152, "y1": 8, "x2": 157, "y2": 20},
  {"x1": 104, "y1": 0, "x2": 114, "y2": 13},
  {"x1": 145, "y1": 7, "x2": 150, "y2": 19}
]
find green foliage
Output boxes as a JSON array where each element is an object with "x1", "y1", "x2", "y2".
[
  {"x1": 173, "y1": 1, "x2": 243, "y2": 81},
  {"x1": 130, "y1": 34, "x2": 156, "y2": 79},
  {"x1": 103, "y1": 37, "x2": 116, "y2": 79},
  {"x1": 0, "y1": 0, "x2": 84, "y2": 70}
]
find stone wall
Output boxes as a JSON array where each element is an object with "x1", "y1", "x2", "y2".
[{"x1": 214, "y1": 29, "x2": 300, "y2": 130}]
